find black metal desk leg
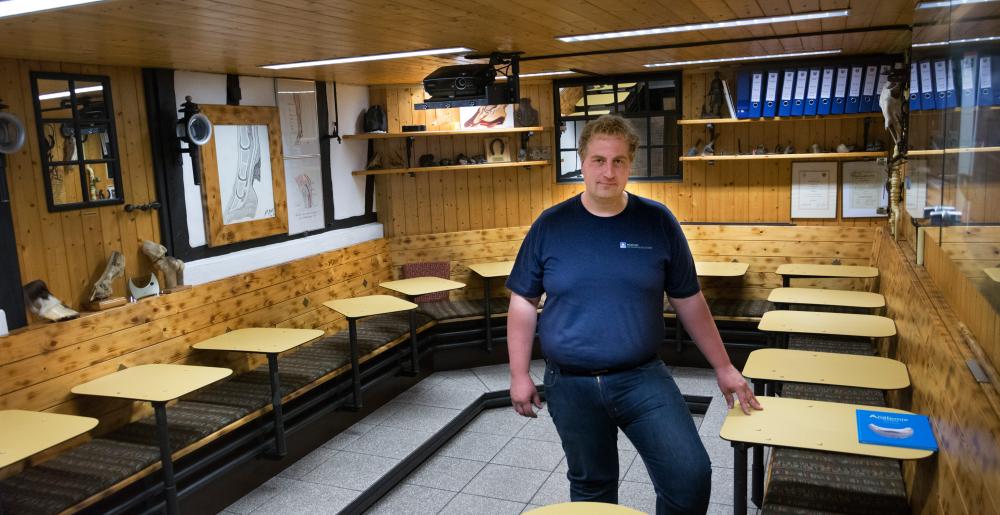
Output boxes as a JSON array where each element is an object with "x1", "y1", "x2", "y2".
[
  {"x1": 752, "y1": 443, "x2": 764, "y2": 507},
  {"x1": 153, "y1": 401, "x2": 179, "y2": 515},
  {"x1": 733, "y1": 442, "x2": 748, "y2": 515},
  {"x1": 782, "y1": 276, "x2": 790, "y2": 288},
  {"x1": 265, "y1": 353, "x2": 287, "y2": 457},
  {"x1": 483, "y1": 277, "x2": 493, "y2": 352},
  {"x1": 408, "y1": 309, "x2": 420, "y2": 374},
  {"x1": 348, "y1": 318, "x2": 362, "y2": 409}
]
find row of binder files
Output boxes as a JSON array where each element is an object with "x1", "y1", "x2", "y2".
[
  {"x1": 735, "y1": 54, "x2": 999, "y2": 120},
  {"x1": 909, "y1": 54, "x2": 999, "y2": 111}
]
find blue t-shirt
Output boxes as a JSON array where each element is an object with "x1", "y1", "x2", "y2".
[{"x1": 506, "y1": 193, "x2": 699, "y2": 371}]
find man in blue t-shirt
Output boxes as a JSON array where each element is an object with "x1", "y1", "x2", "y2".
[{"x1": 506, "y1": 115, "x2": 761, "y2": 514}]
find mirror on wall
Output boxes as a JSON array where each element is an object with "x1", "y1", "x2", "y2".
[{"x1": 30, "y1": 72, "x2": 124, "y2": 211}]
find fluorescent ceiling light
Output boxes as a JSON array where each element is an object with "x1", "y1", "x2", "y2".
[
  {"x1": 916, "y1": 0, "x2": 998, "y2": 9},
  {"x1": 520, "y1": 70, "x2": 575, "y2": 78},
  {"x1": 912, "y1": 35, "x2": 1000, "y2": 47},
  {"x1": 261, "y1": 47, "x2": 473, "y2": 70},
  {"x1": 0, "y1": 0, "x2": 103, "y2": 18},
  {"x1": 645, "y1": 49, "x2": 841, "y2": 68},
  {"x1": 557, "y1": 10, "x2": 849, "y2": 42},
  {"x1": 38, "y1": 85, "x2": 103, "y2": 101}
]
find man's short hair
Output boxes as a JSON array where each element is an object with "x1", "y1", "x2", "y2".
[{"x1": 578, "y1": 114, "x2": 639, "y2": 161}]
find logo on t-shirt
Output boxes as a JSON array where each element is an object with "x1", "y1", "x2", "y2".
[{"x1": 619, "y1": 241, "x2": 652, "y2": 250}]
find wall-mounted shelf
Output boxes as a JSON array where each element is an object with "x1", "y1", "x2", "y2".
[
  {"x1": 343, "y1": 126, "x2": 549, "y2": 140},
  {"x1": 677, "y1": 113, "x2": 883, "y2": 125},
  {"x1": 910, "y1": 106, "x2": 1000, "y2": 115},
  {"x1": 679, "y1": 151, "x2": 886, "y2": 162},
  {"x1": 907, "y1": 146, "x2": 1000, "y2": 156},
  {"x1": 353, "y1": 160, "x2": 551, "y2": 176}
]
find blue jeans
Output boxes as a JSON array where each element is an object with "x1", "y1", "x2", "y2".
[{"x1": 544, "y1": 358, "x2": 711, "y2": 514}]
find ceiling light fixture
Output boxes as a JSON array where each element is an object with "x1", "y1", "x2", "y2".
[
  {"x1": 645, "y1": 49, "x2": 842, "y2": 68},
  {"x1": 912, "y1": 35, "x2": 1000, "y2": 47},
  {"x1": 261, "y1": 47, "x2": 473, "y2": 70},
  {"x1": 557, "y1": 10, "x2": 850, "y2": 43},
  {"x1": 519, "y1": 70, "x2": 575, "y2": 78},
  {"x1": 38, "y1": 85, "x2": 103, "y2": 101},
  {"x1": 916, "y1": 0, "x2": 999, "y2": 9},
  {"x1": 0, "y1": 0, "x2": 103, "y2": 19}
]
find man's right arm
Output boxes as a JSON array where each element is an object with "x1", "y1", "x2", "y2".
[{"x1": 507, "y1": 292, "x2": 541, "y2": 417}]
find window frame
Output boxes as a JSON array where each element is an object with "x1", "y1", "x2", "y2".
[
  {"x1": 30, "y1": 71, "x2": 125, "y2": 212},
  {"x1": 552, "y1": 71, "x2": 684, "y2": 184}
]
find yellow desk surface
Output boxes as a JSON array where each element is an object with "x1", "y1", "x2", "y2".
[
  {"x1": 525, "y1": 502, "x2": 645, "y2": 515},
  {"x1": 720, "y1": 396, "x2": 933, "y2": 460},
  {"x1": 323, "y1": 295, "x2": 417, "y2": 319},
  {"x1": 743, "y1": 348, "x2": 909, "y2": 389},
  {"x1": 71, "y1": 364, "x2": 232, "y2": 403},
  {"x1": 758, "y1": 310, "x2": 896, "y2": 338},
  {"x1": 379, "y1": 276, "x2": 466, "y2": 296},
  {"x1": 0, "y1": 410, "x2": 98, "y2": 468},
  {"x1": 695, "y1": 261, "x2": 749, "y2": 277},
  {"x1": 767, "y1": 287, "x2": 885, "y2": 308},
  {"x1": 985, "y1": 268, "x2": 1000, "y2": 283},
  {"x1": 776, "y1": 264, "x2": 878, "y2": 279},
  {"x1": 467, "y1": 260, "x2": 516, "y2": 278},
  {"x1": 193, "y1": 328, "x2": 324, "y2": 354}
]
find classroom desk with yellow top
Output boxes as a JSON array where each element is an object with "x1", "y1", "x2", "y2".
[
  {"x1": 192, "y1": 328, "x2": 324, "y2": 457},
  {"x1": 720, "y1": 396, "x2": 934, "y2": 515},
  {"x1": 466, "y1": 260, "x2": 515, "y2": 352},
  {"x1": 767, "y1": 287, "x2": 885, "y2": 312},
  {"x1": 775, "y1": 264, "x2": 878, "y2": 288},
  {"x1": 323, "y1": 295, "x2": 418, "y2": 409},
  {"x1": 0, "y1": 410, "x2": 98, "y2": 469},
  {"x1": 70, "y1": 364, "x2": 232, "y2": 515}
]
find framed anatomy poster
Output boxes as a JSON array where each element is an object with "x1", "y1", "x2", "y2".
[
  {"x1": 791, "y1": 161, "x2": 837, "y2": 219},
  {"x1": 199, "y1": 104, "x2": 289, "y2": 247},
  {"x1": 842, "y1": 160, "x2": 888, "y2": 218}
]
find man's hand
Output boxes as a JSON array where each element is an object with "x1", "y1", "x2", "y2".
[
  {"x1": 510, "y1": 373, "x2": 542, "y2": 417},
  {"x1": 716, "y1": 364, "x2": 763, "y2": 415}
]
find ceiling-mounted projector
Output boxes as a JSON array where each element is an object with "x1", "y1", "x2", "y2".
[{"x1": 416, "y1": 52, "x2": 521, "y2": 110}]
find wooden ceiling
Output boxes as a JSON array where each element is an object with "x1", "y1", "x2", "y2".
[{"x1": 0, "y1": 0, "x2": 984, "y2": 85}]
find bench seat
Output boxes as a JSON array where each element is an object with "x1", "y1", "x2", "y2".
[
  {"x1": 417, "y1": 298, "x2": 509, "y2": 321},
  {"x1": 665, "y1": 297, "x2": 775, "y2": 319}
]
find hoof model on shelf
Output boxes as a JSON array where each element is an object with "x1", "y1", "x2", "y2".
[
  {"x1": 89, "y1": 251, "x2": 125, "y2": 302},
  {"x1": 24, "y1": 280, "x2": 79, "y2": 322}
]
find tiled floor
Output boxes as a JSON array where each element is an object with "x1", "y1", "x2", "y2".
[{"x1": 223, "y1": 361, "x2": 759, "y2": 515}]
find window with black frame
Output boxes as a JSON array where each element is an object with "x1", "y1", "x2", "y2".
[
  {"x1": 553, "y1": 73, "x2": 682, "y2": 182},
  {"x1": 30, "y1": 72, "x2": 124, "y2": 211}
]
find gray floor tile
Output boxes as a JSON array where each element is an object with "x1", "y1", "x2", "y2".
[
  {"x1": 403, "y1": 455, "x2": 487, "y2": 492},
  {"x1": 516, "y1": 416, "x2": 562, "y2": 443},
  {"x1": 465, "y1": 407, "x2": 531, "y2": 436},
  {"x1": 300, "y1": 450, "x2": 399, "y2": 491},
  {"x1": 556, "y1": 449, "x2": 637, "y2": 481},
  {"x1": 345, "y1": 425, "x2": 434, "y2": 460},
  {"x1": 522, "y1": 504, "x2": 545, "y2": 514},
  {"x1": 432, "y1": 369, "x2": 490, "y2": 391},
  {"x1": 618, "y1": 480, "x2": 658, "y2": 514},
  {"x1": 278, "y1": 447, "x2": 339, "y2": 479},
  {"x1": 224, "y1": 476, "x2": 298, "y2": 514},
  {"x1": 440, "y1": 493, "x2": 527, "y2": 515},
  {"x1": 692, "y1": 414, "x2": 705, "y2": 431},
  {"x1": 617, "y1": 429, "x2": 637, "y2": 451},
  {"x1": 462, "y1": 463, "x2": 550, "y2": 503},
  {"x1": 707, "y1": 501, "x2": 758, "y2": 515},
  {"x1": 364, "y1": 484, "x2": 456, "y2": 515},
  {"x1": 529, "y1": 360, "x2": 546, "y2": 383},
  {"x1": 380, "y1": 402, "x2": 462, "y2": 433},
  {"x1": 250, "y1": 478, "x2": 357, "y2": 515},
  {"x1": 472, "y1": 363, "x2": 514, "y2": 391},
  {"x1": 491, "y1": 437, "x2": 565, "y2": 471},
  {"x1": 362, "y1": 400, "x2": 406, "y2": 426},
  {"x1": 439, "y1": 430, "x2": 511, "y2": 462},
  {"x1": 528, "y1": 471, "x2": 570, "y2": 506},
  {"x1": 395, "y1": 383, "x2": 484, "y2": 410},
  {"x1": 321, "y1": 421, "x2": 376, "y2": 450},
  {"x1": 703, "y1": 433, "x2": 752, "y2": 470},
  {"x1": 710, "y1": 466, "x2": 753, "y2": 506},
  {"x1": 699, "y1": 398, "x2": 731, "y2": 437}
]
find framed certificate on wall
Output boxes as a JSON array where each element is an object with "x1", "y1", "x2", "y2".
[
  {"x1": 842, "y1": 160, "x2": 888, "y2": 218},
  {"x1": 791, "y1": 161, "x2": 838, "y2": 219}
]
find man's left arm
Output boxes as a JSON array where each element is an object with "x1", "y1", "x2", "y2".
[{"x1": 669, "y1": 292, "x2": 762, "y2": 414}]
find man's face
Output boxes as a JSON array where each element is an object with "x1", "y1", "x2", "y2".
[{"x1": 580, "y1": 134, "x2": 632, "y2": 201}]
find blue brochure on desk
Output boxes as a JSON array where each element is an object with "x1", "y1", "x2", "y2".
[{"x1": 856, "y1": 409, "x2": 938, "y2": 451}]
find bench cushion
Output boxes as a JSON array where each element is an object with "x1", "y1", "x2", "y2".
[
  {"x1": 787, "y1": 334, "x2": 875, "y2": 355},
  {"x1": 665, "y1": 297, "x2": 774, "y2": 318},
  {"x1": 106, "y1": 401, "x2": 249, "y2": 451},
  {"x1": 418, "y1": 298, "x2": 510, "y2": 320},
  {"x1": 401, "y1": 262, "x2": 451, "y2": 302},
  {"x1": 781, "y1": 382, "x2": 886, "y2": 407},
  {"x1": 765, "y1": 448, "x2": 908, "y2": 515}
]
